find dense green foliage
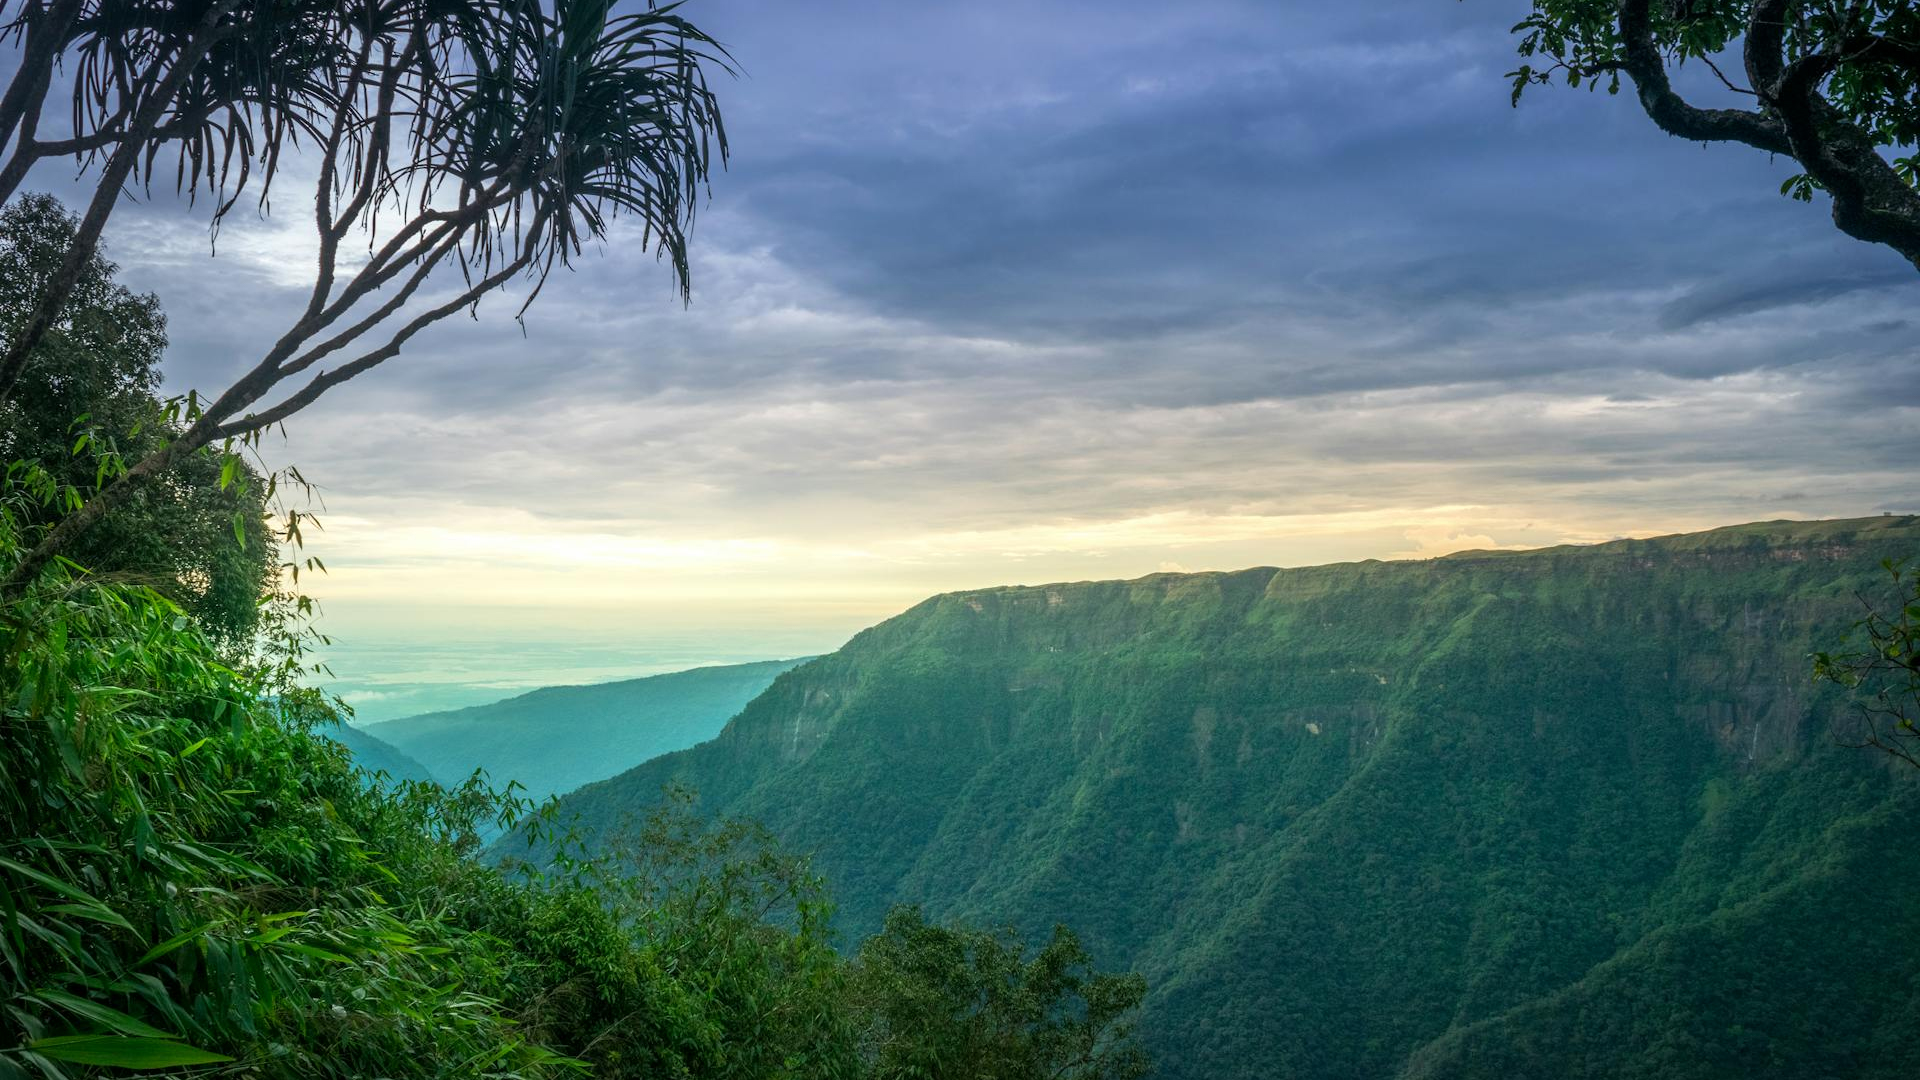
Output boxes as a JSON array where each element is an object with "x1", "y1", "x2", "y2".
[
  {"x1": 851, "y1": 908, "x2": 1148, "y2": 1080},
  {"x1": 1509, "y1": 0, "x2": 1920, "y2": 160},
  {"x1": 0, "y1": 518, "x2": 1146, "y2": 1078},
  {"x1": 0, "y1": 194, "x2": 273, "y2": 641},
  {"x1": 1815, "y1": 559, "x2": 1920, "y2": 769},
  {"x1": 363, "y1": 659, "x2": 808, "y2": 800},
  {"x1": 530, "y1": 516, "x2": 1920, "y2": 1079},
  {"x1": 1, "y1": 531, "x2": 552, "y2": 1075}
]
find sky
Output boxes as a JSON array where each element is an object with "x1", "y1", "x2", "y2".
[{"x1": 31, "y1": 1, "x2": 1920, "y2": 713}]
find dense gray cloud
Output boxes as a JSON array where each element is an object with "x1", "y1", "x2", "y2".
[{"x1": 23, "y1": 0, "x2": 1916, "y2": 649}]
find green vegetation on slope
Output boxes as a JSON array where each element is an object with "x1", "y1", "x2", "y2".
[
  {"x1": 523, "y1": 515, "x2": 1920, "y2": 1080},
  {"x1": 325, "y1": 722, "x2": 435, "y2": 785},
  {"x1": 364, "y1": 658, "x2": 808, "y2": 800},
  {"x1": 0, "y1": 514, "x2": 1147, "y2": 1078}
]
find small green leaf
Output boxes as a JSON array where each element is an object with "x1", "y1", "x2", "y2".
[
  {"x1": 134, "y1": 923, "x2": 212, "y2": 967},
  {"x1": 275, "y1": 942, "x2": 351, "y2": 963}
]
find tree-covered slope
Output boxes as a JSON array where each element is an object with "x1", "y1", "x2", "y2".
[
  {"x1": 364, "y1": 658, "x2": 807, "y2": 800},
  {"x1": 519, "y1": 516, "x2": 1920, "y2": 1079},
  {"x1": 0, "y1": 522, "x2": 1149, "y2": 1078},
  {"x1": 325, "y1": 722, "x2": 434, "y2": 784}
]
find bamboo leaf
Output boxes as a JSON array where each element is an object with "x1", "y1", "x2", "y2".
[
  {"x1": 0, "y1": 857, "x2": 104, "y2": 909},
  {"x1": 28, "y1": 1035, "x2": 232, "y2": 1067},
  {"x1": 41, "y1": 904, "x2": 137, "y2": 934},
  {"x1": 274, "y1": 942, "x2": 350, "y2": 964},
  {"x1": 27, "y1": 990, "x2": 175, "y2": 1039},
  {"x1": 134, "y1": 924, "x2": 211, "y2": 968}
]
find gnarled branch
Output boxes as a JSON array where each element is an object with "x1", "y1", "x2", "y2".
[
  {"x1": 1604, "y1": 0, "x2": 1920, "y2": 271},
  {"x1": 1615, "y1": 0, "x2": 1791, "y2": 154}
]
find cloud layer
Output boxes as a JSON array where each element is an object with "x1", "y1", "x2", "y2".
[{"x1": 57, "y1": 0, "x2": 1920, "y2": 652}]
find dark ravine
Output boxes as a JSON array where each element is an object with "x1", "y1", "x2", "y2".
[{"x1": 508, "y1": 516, "x2": 1920, "y2": 1079}]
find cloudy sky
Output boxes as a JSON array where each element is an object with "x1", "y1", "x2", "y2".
[{"x1": 55, "y1": 0, "x2": 1920, "y2": 702}]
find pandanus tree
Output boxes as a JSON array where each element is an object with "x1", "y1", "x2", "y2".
[
  {"x1": 1505, "y1": 0, "x2": 1920, "y2": 271},
  {"x1": 0, "y1": 0, "x2": 729, "y2": 597}
]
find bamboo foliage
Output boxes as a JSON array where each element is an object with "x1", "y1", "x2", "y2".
[{"x1": 0, "y1": 500, "x2": 588, "y2": 1077}]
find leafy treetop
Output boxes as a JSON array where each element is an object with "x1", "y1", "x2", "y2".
[
  {"x1": 0, "y1": 192, "x2": 272, "y2": 640},
  {"x1": 1506, "y1": 0, "x2": 1920, "y2": 269}
]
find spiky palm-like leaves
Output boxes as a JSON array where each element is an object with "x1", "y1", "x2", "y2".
[{"x1": 0, "y1": 0, "x2": 730, "y2": 598}]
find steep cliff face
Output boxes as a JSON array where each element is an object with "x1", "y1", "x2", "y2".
[{"x1": 523, "y1": 517, "x2": 1920, "y2": 1079}]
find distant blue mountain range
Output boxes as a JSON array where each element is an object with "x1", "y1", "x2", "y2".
[{"x1": 333, "y1": 657, "x2": 808, "y2": 801}]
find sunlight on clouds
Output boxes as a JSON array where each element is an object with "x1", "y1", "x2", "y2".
[
  {"x1": 251, "y1": 230, "x2": 1910, "y2": 646},
  {"x1": 298, "y1": 495, "x2": 1717, "y2": 636},
  {"x1": 114, "y1": 206, "x2": 322, "y2": 290},
  {"x1": 901, "y1": 505, "x2": 1495, "y2": 558},
  {"x1": 100, "y1": 0, "x2": 1915, "y2": 661},
  {"x1": 1390, "y1": 527, "x2": 1533, "y2": 560}
]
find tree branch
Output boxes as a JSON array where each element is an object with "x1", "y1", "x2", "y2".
[
  {"x1": 1613, "y1": 0, "x2": 1792, "y2": 154},
  {"x1": 208, "y1": 246, "x2": 541, "y2": 440},
  {"x1": 280, "y1": 227, "x2": 466, "y2": 377},
  {"x1": 0, "y1": 0, "x2": 85, "y2": 167},
  {"x1": 0, "y1": 0, "x2": 243, "y2": 406},
  {"x1": 1747, "y1": 1, "x2": 1920, "y2": 269}
]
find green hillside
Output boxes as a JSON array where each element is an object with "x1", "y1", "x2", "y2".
[
  {"x1": 325, "y1": 722, "x2": 435, "y2": 784},
  {"x1": 514, "y1": 516, "x2": 1920, "y2": 1079},
  {"x1": 365, "y1": 658, "x2": 807, "y2": 800}
]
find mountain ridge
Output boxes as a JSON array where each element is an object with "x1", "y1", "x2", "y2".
[
  {"x1": 367, "y1": 657, "x2": 812, "y2": 800},
  {"x1": 327, "y1": 721, "x2": 435, "y2": 784},
  {"x1": 510, "y1": 515, "x2": 1920, "y2": 1079}
]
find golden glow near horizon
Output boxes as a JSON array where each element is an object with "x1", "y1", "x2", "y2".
[
  {"x1": 156, "y1": 217, "x2": 1907, "y2": 648},
  {"x1": 296, "y1": 493, "x2": 1785, "y2": 644},
  {"x1": 107, "y1": 1, "x2": 1914, "y2": 654}
]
